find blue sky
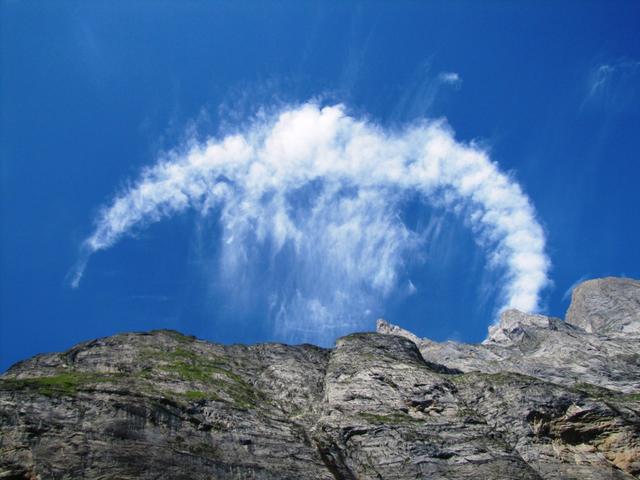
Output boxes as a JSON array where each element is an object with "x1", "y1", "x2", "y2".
[{"x1": 2, "y1": 1, "x2": 639, "y2": 371}]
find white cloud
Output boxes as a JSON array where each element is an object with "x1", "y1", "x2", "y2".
[
  {"x1": 438, "y1": 72, "x2": 462, "y2": 86},
  {"x1": 71, "y1": 103, "x2": 550, "y2": 339}
]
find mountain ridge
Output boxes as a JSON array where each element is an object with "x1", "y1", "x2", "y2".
[{"x1": 1, "y1": 277, "x2": 639, "y2": 479}]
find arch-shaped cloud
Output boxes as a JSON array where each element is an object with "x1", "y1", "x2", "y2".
[{"x1": 71, "y1": 103, "x2": 550, "y2": 339}]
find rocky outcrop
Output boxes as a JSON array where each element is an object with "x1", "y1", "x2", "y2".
[
  {"x1": 566, "y1": 277, "x2": 640, "y2": 334},
  {"x1": 377, "y1": 302, "x2": 640, "y2": 393},
  {"x1": 1, "y1": 277, "x2": 639, "y2": 479}
]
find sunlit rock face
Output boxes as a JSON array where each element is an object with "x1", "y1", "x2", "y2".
[
  {"x1": 566, "y1": 277, "x2": 640, "y2": 335},
  {"x1": 1, "y1": 277, "x2": 639, "y2": 479},
  {"x1": 378, "y1": 279, "x2": 640, "y2": 394}
]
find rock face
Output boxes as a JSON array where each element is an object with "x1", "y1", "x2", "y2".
[
  {"x1": 1, "y1": 277, "x2": 639, "y2": 479},
  {"x1": 566, "y1": 277, "x2": 640, "y2": 334}
]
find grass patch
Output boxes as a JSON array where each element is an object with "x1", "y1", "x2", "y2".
[
  {"x1": 571, "y1": 382, "x2": 640, "y2": 402},
  {"x1": 152, "y1": 347, "x2": 261, "y2": 409},
  {"x1": 358, "y1": 411, "x2": 424, "y2": 424},
  {"x1": 184, "y1": 390, "x2": 211, "y2": 401},
  {"x1": 0, "y1": 372, "x2": 113, "y2": 397},
  {"x1": 208, "y1": 377, "x2": 261, "y2": 409}
]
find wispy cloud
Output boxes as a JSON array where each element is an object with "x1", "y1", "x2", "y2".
[
  {"x1": 588, "y1": 64, "x2": 615, "y2": 98},
  {"x1": 406, "y1": 280, "x2": 417, "y2": 296},
  {"x1": 390, "y1": 63, "x2": 462, "y2": 121},
  {"x1": 584, "y1": 59, "x2": 640, "y2": 108},
  {"x1": 438, "y1": 71, "x2": 462, "y2": 87},
  {"x1": 71, "y1": 103, "x2": 550, "y2": 340}
]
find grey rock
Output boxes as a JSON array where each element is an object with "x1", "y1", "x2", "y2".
[
  {"x1": 1, "y1": 277, "x2": 639, "y2": 479},
  {"x1": 313, "y1": 333, "x2": 540, "y2": 479},
  {"x1": 566, "y1": 277, "x2": 640, "y2": 334},
  {"x1": 378, "y1": 305, "x2": 640, "y2": 393}
]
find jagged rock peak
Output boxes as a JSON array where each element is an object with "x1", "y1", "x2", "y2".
[
  {"x1": 376, "y1": 276, "x2": 640, "y2": 394},
  {"x1": 376, "y1": 318, "x2": 423, "y2": 344},
  {"x1": 485, "y1": 309, "x2": 560, "y2": 344},
  {"x1": 566, "y1": 276, "x2": 640, "y2": 334}
]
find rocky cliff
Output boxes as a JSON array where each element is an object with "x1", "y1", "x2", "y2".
[{"x1": 1, "y1": 277, "x2": 639, "y2": 479}]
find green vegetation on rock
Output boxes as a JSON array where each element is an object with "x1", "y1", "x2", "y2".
[
  {"x1": 358, "y1": 411, "x2": 424, "y2": 424},
  {"x1": 0, "y1": 372, "x2": 114, "y2": 397},
  {"x1": 184, "y1": 390, "x2": 215, "y2": 401},
  {"x1": 141, "y1": 346, "x2": 262, "y2": 409}
]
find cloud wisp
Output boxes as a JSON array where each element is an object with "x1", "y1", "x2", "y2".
[
  {"x1": 584, "y1": 59, "x2": 640, "y2": 111},
  {"x1": 71, "y1": 103, "x2": 550, "y2": 340},
  {"x1": 438, "y1": 71, "x2": 462, "y2": 87}
]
